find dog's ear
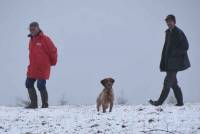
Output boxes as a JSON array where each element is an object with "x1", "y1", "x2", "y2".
[
  {"x1": 101, "y1": 79, "x2": 107, "y2": 87},
  {"x1": 110, "y1": 78, "x2": 115, "y2": 84}
]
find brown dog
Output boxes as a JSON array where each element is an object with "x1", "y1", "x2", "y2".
[{"x1": 96, "y1": 78, "x2": 115, "y2": 113}]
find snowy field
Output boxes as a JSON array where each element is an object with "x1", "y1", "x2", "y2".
[{"x1": 0, "y1": 104, "x2": 200, "y2": 134}]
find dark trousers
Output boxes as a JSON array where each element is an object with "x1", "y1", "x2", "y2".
[
  {"x1": 25, "y1": 77, "x2": 48, "y2": 107},
  {"x1": 25, "y1": 77, "x2": 46, "y2": 90},
  {"x1": 158, "y1": 71, "x2": 183, "y2": 104}
]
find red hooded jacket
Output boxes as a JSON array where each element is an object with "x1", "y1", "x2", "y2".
[{"x1": 27, "y1": 32, "x2": 57, "y2": 80}]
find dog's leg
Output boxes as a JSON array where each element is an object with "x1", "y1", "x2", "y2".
[
  {"x1": 109, "y1": 102, "x2": 113, "y2": 112},
  {"x1": 103, "y1": 105, "x2": 106, "y2": 113},
  {"x1": 97, "y1": 104, "x2": 100, "y2": 112},
  {"x1": 96, "y1": 97, "x2": 101, "y2": 112}
]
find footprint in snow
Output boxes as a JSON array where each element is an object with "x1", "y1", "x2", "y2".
[
  {"x1": 148, "y1": 118, "x2": 155, "y2": 123},
  {"x1": 155, "y1": 107, "x2": 163, "y2": 112},
  {"x1": 97, "y1": 130, "x2": 103, "y2": 133},
  {"x1": 91, "y1": 124, "x2": 99, "y2": 128},
  {"x1": 137, "y1": 108, "x2": 145, "y2": 111},
  {"x1": 121, "y1": 124, "x2": 127, "y2": 128},
  {"x1": 88, "y1": 119, "x2": 95, "y2": 122}
]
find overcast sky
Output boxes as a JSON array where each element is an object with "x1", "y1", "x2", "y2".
[{"x1": 0, "y1": 0, "x2": 199, "y2": 106}]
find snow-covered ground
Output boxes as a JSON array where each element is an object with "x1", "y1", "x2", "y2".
[{"x1": 0, "y1": 104, "x2": 199, "y2": 134}]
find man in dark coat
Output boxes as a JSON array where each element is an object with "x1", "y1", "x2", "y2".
[{"x1": 149, "y1": 15, "x2": 190, "y2": 106}]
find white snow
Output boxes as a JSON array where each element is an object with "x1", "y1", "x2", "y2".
[{"x1": 0, "y1": 104, "x2": 200, "y2": 134}]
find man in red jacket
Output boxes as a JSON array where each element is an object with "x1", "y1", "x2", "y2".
[{"x1": 25, "y1": 22, "x2": 57, "y2": 109}]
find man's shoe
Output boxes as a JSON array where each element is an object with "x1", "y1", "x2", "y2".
[
  {"x1": 25, "y1": 87, "x2": 38, "y2": 109},
  {"x1": 175, "y1": 103, "x2": 184, "y2": 106},
  {"x1": 41, "y1": 103, "x2": 49, "y2": 108},
  {"x1": 25, "y1": 104, "x2": 38, "y2": 109},
  {"x1": 172, "y1": 85, "x2": 184, "y2": 107},
  {"x1": 149, "y1": 99, "x2": 162, "y2": 106},
  {"x1": 40, "y1": 89, "x2": 49, "y2": 108}
]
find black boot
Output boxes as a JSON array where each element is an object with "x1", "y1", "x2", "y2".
[
  {"x1": 172, "y1": 85, "x2": 184, "y2": 106},
  {"x1": 149, "y1": 86, "x2": 170, "y2": 106},
  {"x1": 40, "y1": 89, "x2": 48, "y2": 108},
  {"x1": 26, "y1": 87, "x2": 38, "y2": 109},
  {"x1": 149, "y1": 99, "x2": 162, "y2": 106}
]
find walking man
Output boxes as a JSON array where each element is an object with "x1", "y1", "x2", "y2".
[
  {"x1": 149, "y1": 15, "x2": 190, "y2": 106},
  {"x1": 25, "y1": 22, "x2": 57, "y2": 108}
]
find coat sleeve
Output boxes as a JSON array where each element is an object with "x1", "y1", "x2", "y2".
[
  {"x1": 160, "y1": 33, "x2": 167, "y2": 71},
  {"x1": 45, "y1": 37, "x2": 58, "y2": 66},
  {"x1": 177, "y1": 30, "x2": 189, "y2": 55}
]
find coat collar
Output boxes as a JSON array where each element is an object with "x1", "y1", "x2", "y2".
[
  {"x1": 165, "y1": 26, "x2": 178, "y2": 33},
  {"x1": 28, "y1": 31, "x2": 43, "y2": 38}
]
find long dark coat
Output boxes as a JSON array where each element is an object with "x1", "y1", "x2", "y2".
[{"x1": 160, "y1": 26, "x2": 190, "y2": 72}]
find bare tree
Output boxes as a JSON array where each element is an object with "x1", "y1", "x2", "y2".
[
  {"x1": 15, "y1": 96, "x2": 29, "y2": 107},
  {"x1": 58, "y1": 94, "x2": 68, "y2": 106},
  {"x1": 117, "y1": 90, "x2": 128, "y2": 105}
]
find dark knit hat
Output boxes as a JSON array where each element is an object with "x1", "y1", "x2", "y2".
[
  {"x1": 29, "y1": 22, "x2": 39, "y2": 27},
  {"x1": 165, "y1": 15, "x2": 176, "y2": 22}
]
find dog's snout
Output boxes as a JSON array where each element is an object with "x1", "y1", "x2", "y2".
[
  {"x1": 108, "y1": 83, "x2": 112, "y2": 86},
  {"x1": 106, "y1": 82, "x2": 113, "y2": 89}
]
